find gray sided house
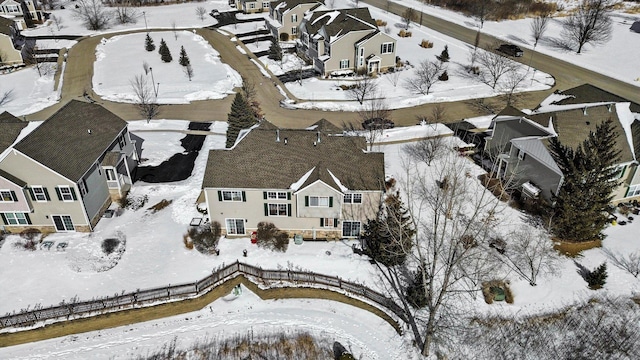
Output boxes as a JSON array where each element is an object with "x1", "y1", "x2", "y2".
[
  {"x1": 267, "y1": 0, "x2": 325, "y2": 41},
  {"x1": 490, "y1": 85, "x2": 640, "y2": 202},
  {"x1": 0, "y1": 100, "x2": 139, "y2": 233},
  {"x1": 202, "y1": 120, "x2": 385, "y2": 240},
  {"x1": 298, "y1": 8, "x2": 396, "y2": 77}
]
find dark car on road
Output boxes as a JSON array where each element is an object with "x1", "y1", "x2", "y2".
[
  {"x1": 498, "y1": 44, "x2": 524, "y2": 57},
  {"x1": 362, "y1": 118, "x2": 394, "y2": 130}
]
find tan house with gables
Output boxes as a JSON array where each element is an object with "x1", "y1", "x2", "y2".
[
  {"x1": 298, "y1": 8, "x2": 396, "y2": 76},
  {"x1": 0, "y1": 15, "x2": 24, "y2": 65},
  {"x1": 266, "y1": 0, "x2": 325, "y2": 41},
  {"x1": 202, "y1": 119, "x2": 385, "y2": 239},
  {"x1": 0, "y1": 100, "x2": 139, "y2": 233}
]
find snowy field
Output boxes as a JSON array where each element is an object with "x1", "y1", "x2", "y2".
[
  {"x1": 93, "y1": 31, "x2": 241, "y2": 104},
  {"x1": 0, "y1": 67, "x2": 60, "y2": 116},
  {"x1": 1, "y1": 123, "x2": 639, "y2": 358}
]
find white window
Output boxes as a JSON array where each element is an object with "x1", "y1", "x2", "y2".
[
  {"x1": 31, "y1": 186, "x2": 48, "y2": 202},
  {"x1": 339, "y1": 59, "x2": 349, "y2": 69},
  {"x1": 78, "y1": 180, "x2": 88, "y2": 197},
  {"x1": 117, "y1": 133, "x2": 126, "y2": 149},
  {"x1": 222, "y1": 190, "x2": 243, "y2": 202},
  {"x1": 52, "y1": 215, "x2": 74, "y2": 232},
  {"x1": 268, "y1": 203, "x2": 289, "y2": 216},
  {"x1": 263, "y1": 1, "x2": 269, "y2": 9},
  {"x1": 627, "y1": 184, "x2": 640, "y2": 198},
  {"x1": 322, "y1": 218, "x2": 334, "y2": 228},
  {"x1": 291, "y1": 14, "x2": 297, "y2": 22},
  {"x1": 267, "y1": 191, "x2": 288, "y2": 200},
  {"x1": 3, "y1": 212, "x2": 29, "y2": 225},
  {"x1": 518, "y1": 149, "x2": 526, "y2": 161},
  {"x1": 309, "y1": 196, "x2": 329, "y2": 207},
  {"x1": 344, "y1": 193, "x2": 362, "y2": 204},
  {"x1": 1, "y1": 190, "x2": 16, "y2": 202},
  {"x1": 615, "y1": 165, "x2": 627, "y2": 179},
  {"x1": 359, "y1": 47, "x2": 364, "y2": 66},
  {"x1": 105, "y1": 168, "x2": 117, "y2": 181},
  {"x1": 226, "y1": 218, "x2": 246, "y2": 235},
  {"x1": 249, "y1": 3, "x2": 256, "y2": 9},
  {"x1": 381, "y1": 42, "x2": 394, "y2": 54},
  {"x1": 291, "y1": 26, "x2": 298, "y2": 35},
  {"x1": 342, "y1": 221, "x2": 361, "y2": 237},
  {"x1": 58, "y1": 186, "x2": 74, "y2": 201}
]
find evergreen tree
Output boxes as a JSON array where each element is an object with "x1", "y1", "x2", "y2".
[
  {"x1": 179, "y1": 46, "x2": 190, "y2": 67},
  {"x1": 268, "y1": 38, "x2": 283, "y2": 61},
  {"x1": 145, "y1": 33, "x2": 155, "y2": 52},
  {"x1": 158, "y1": 38, "x2": 172, "y2": 63},
  {"x1": 436, "y1": 45, "x2": 450, "y2": 62},
  {"x1": 363, "y1": 192, "x2": 415, "y2": 267},
  {"x1": 548, "y1": 118, "x2": 621, "y2": 242},
  {"x1": 586, "y1": 263, "x2": 608, "y2": 289},
  {"x1": 406, "y1": 265, "x2": 428, "y2": 308},
  {"x1": 225, "y1": 92, "x2": 257, "y2": 148}
]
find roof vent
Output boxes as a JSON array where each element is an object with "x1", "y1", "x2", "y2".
[
  {"x1": 276, "y1": 129, "x2": 280, "y2": 142},
  {"x1": 583, "y1": 107, "x2": 588, "y2": 115},
  {"x1": 313, "y1": 141, "x2": 317, "y2": 147},
  {"x1": 316, "y1": 131, "x2": 321, "y2": 143},
  {"x1": 88, "y1": 129, "x2": 92, "y2": 134},
  {"x1": 284, "y1": 137, "x2": 288, "y2": 145},
  {"x1": 608, "y1": 104, "x2": 613, "y2": 112}
]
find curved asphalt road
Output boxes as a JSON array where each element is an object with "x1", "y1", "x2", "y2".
[{"x1": 27, "y1": 4, "x2": 639, "y2": 128}]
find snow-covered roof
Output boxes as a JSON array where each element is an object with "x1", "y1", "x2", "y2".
[
  {"x1": 290, "y1": 166, "x2": 315, "y2": 190},
  {"x1": 327, "y1": 169, "x2": 348, "y2": 192},
  {"x1": 311, "y1": 10, "x2": 340, "y2": 26},
  {"x1": 615, "y1": 102, "x2": 637, "y2": 161}
]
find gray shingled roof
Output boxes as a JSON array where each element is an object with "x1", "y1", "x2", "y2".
[
  {"x1": 14, "y1": 100, "x2": 127, "y2": 181},
  {"x1": 303, "y1": 8, "x2": 375, "y2": 39},
  {"x1": 528, "y1": 105, "x2": 634, "y2": 163},
  {"x1": 270, "y1": 0, "x2": 323, "y2": 13},
  {"x1": 203, "y1": 127, "x2": 384, "y2": 191},
  {"x1": 548, "y1": 84, "x2": 640, "y2": 113},
  {"x1": 308, "y1": 118, "x2": 342, "y2": 133},
  {"x1": 0, "y1": 111, "x2": 27, "y2": 153}
]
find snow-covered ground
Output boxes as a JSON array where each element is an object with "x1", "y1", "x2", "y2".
[
  {"x1": 1, "y1": 123, "x2": 639, "y2": 358},
  {"x1": 0, "y1": 67, "x2": 60, "y2": 116}
]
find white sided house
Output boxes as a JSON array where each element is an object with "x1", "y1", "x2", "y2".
[
  {"x1": 202, "y1": 119, "x2": 385, "y2": 239},
  {"x1": 0, "y1": 101, "x2": 139, "y2": 233},
  {"x1": 297, "y1": 8, "x2": 396, "y2": 77},
  {"x1": 266, "y1": 0, "x2": 325, "y2": 41}
]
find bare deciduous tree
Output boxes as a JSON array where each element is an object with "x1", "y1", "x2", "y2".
[
  {"x1": 195, "y1": 6, "x2": 207, "y2": 22},
  {"x1": 561, "y1": 0, "x2": 613, "y2": 54},
  {"x1": 72, "y1": 0, "x2": 112, "y2": 30},
  {"x1": 50, "y1": 14, "x2": 64, "y2": 31},
  {"x1": 402, "y1": 8, "x2": 416, "y2": 30},
  {"x1": 499, "y1": 69, "x2": 528, "y2": 106},
  {"x1": 142, "y1": 61, "x2": 150, "y2": 75},
  {"x1": 531, "y1": 14, "x2": 550, "y2": 49},
  {"x1": 492, "y1": 226, "x2": 559, "y2": 286},
  {"x1": 475, "y1": 46, "x2": 519, "y2": 89},
  {"x1": 183, "y1": 63, "x2": 194, "y2": 81},
  {"x1": 403, "y1": 136, "x2": 445, "y2": 166},
  {"x1": 357, "y1": 97, "x2": 391, "y2": 150},
  {"x1": 0, "y1": 88, "x2": 14, "y2": 107},
  {"x1": 403, "y1": 60, "x2": 445, "y2": 95},
  {"x1": 172, "y1": 20, "x2": 178, "y2": 40},
  {"x1": 604, "y1": 248, "x2": 640, "y2": 278},
  {"x1": 385, "y1": 70, "x2": 401, "y2": 88},
  {"x1": 130, "y1": 74, "x2": 159, "y2": 123},
  {"x1": 347, "y1": 75, "x2": 378, "y2": 105},
  {"x1": 114, "y1": 6, "x2": 139, "y2": 25}
]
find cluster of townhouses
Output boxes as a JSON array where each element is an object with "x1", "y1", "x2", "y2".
[{"x1": 0, "y1": 0, "x2": 45, "y2": 66}]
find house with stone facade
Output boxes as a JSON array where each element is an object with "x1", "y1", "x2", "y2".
[
  {"x1": 0, "y1": 100, "x2": 139, "y2": 233},
  {"x1": 201, "y1": 119, "x2": 385, "y2": 239},
  {"x1": 297, "y1": 7, "x2": 396, "y2": 77}
]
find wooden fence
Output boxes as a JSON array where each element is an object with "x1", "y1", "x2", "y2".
[{"x1": 0, "y1": 261, "x2": 407, "y2": 330}]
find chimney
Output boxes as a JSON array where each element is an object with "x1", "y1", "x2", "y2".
[
  {"x1": 608, "y1": 104, "x2": 613, "y2": 112},
  {"x1": 313, "y1": 141, "x2": 317, "y2": 147},
  {"x1": 284, "y1": 137, "x2": 288, "y2": 145},
  {"x1": 316, "y1": 131, "x2": 321, "y2": 143},
  {"x1": 88, "y1": 129, "x2": 92, "y2": 134},
  {"x1": 583, "y1": 107, "x2": 588, "y2": 115},
  {"x1": 276, "y1": 129, "x2": 280, "y2": 142}
]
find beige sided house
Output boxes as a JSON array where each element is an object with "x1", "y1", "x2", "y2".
[
  {"x1": 267, "y1": 0, "x2": 325, "y2": 41},
  {"x1": 0, "y1": 16, "x2": 23, "y2": 65},
  {"x1": 0, "y1": 0, "x2": 44, "y2": 28},
  {"x1": 0, "y1": 101, "x2": 139, "y2": 233},
  {"x1": 298, "y1": 8, "x2": 396, "y2": 77},
  {"x1": 202, "y1": 119, "x2": 385, "y2": 239},
  {"x1": 236, "y1": 0, "x2": 271, "y2": 14}
]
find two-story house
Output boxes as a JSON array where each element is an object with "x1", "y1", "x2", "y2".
[
  {"x1": 0, "y1": 100, "x2": 139, "y2": 233},
  {"x1": 297, "y1": 8, "x2": 396, "y2": 77},
  {"x1": 0, "y1": 16, "x2": 24, "y2": 65},
  {"x1": 233, "y1": 0, "x2": 271, "y2": 14},
  {"x1": 0, "y1": 0, "x2": 44, "y2": 28},
  {"x1": 485, "y1": 84, "x2": 640, "y2": 202},
  {"x1": 201, "y1": 119, "x2": 385, "y2": 239},
  {"x1": 266, "y1": 0, "x2": 325, "y2": 41}
]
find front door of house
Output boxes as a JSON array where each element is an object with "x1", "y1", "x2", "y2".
[
  {"x1": 52, "y1": 215, "x2": 75, "y2": 232},
  {"x1": 368, "y1": 61, "x2": 379, "y2": 74}
]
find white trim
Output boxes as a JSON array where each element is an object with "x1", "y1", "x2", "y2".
[
  {"x1": 267, "y1": 203, "x2": 289, "y2": 216},
  {"x1": 222, "y1": 190, "x2": 243, "y2": 202},
  {"x1": 225, "y1": 218, "x2": 246, "y2": 235},
  {"x1": 51, "y1": 214, "x2": 75, "y2": 232},
  {"x1": 58, "y1": 185, "x2": 74, "y2": 202}
]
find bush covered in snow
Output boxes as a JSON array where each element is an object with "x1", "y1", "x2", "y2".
[{"x1": 256, "y1": 222, "x2": 289, "y2": 253}]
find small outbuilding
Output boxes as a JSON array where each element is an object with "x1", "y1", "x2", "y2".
[{"x1": 631, "y1": 21, "x2": 640, "y2": 33}]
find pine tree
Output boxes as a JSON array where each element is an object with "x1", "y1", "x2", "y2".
[
  {"x1": 548, "y1": 118, "x2": 621, "y2": 242},
  {"x1": 586, "y1": 262, "x2": 608, "y2": 289},
  {"x1": 268, "y1": 38, "x2": 283, "y2": 61},
  {"x1": 225, "y1": 93, "x2": 257, "y2": 148},
  {"x1": 179, "y1": 46, "x2": 190, "y2": 67},
  {"x1": 406, "y1": 265, "x2": 428, "y2": 308},
  {"x1": 363, "y1": 192, "x2": 415, "y2": 267},
  {"x1": 158, "y1": 38, "x2": 172, "y2": 63},
  {"x1": 145, "y1": 33, "x2": 155, "y2": 52},
  {"x1": 436, "y1": 45, "x2": 450, "y2": 62}
]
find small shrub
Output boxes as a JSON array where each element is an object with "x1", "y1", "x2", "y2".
[
  {"x1": 375, "y1": 19, "x2": 387, "y2": 26},
  {"x1": 20, "y1": 228, "x2": 41, "y2": 242},
  {"x1": 420, "y1": 39, "x2": 433, "y2": 48},
  {"x1": 339, "y1": 84, "x2": 358, "y2": 91},
  {"x1": 121, "y1": 194, "x2": 148, "y2": 210},
  {"x1": 188, "y1": 225, "x2": 219, "y2": 254},
  {"x1": 279, "y1": 32, "x2": 289, "y2": 41},
  {"x1": 102, "y1": 238, "x2": 120, "y2": 255},
  {"x1": 148, "y1": 199, "x2": 172, "y2": 213},
  {"x1": 586, "y1": 263, "x2": 608, "y2": 290},
  {"x1": 398, "y1": 29, "x2": 413, "y2": 37},
  {"x1": 356, "y1": 68, "x2": 368, "y2": 76},
  {"x1": 183, "y1": 235, "x2": 194, "y2": 250},
  {"x1": 438, "y1": 70, "x2": 449, "y2": 81},
  {"x1": 467, "y1": 65, "x2": 480, "y2": 75},
  {"x1": 256, "y1": 222, "x2": 289, "y2": 252}
]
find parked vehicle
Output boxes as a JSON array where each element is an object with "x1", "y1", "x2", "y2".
[
  {"x1": 362, "y1": 118, "x2": 394, "y2": 130},
  {"x1": 210, "y1": 9, "x2": 220, "y2": 17},
  {"x1": 498, "y1": 44, "x2": 524, "y2": 57}
]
